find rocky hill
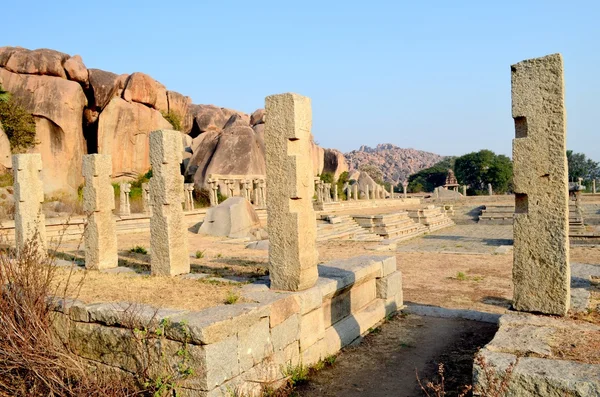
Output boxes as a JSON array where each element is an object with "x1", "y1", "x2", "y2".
[
  {"x1": 0, "y1": 46, "x2": 348, "y2": 195},
  {"x1": 344, "y1": 144, "x2": 445, "y2": 184}
]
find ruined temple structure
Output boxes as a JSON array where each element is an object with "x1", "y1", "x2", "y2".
[{"x1": 443, "y1": 169, "x2": 459, "y2": 191}]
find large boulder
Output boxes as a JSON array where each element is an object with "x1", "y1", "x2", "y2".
[
  {"x1": 189, "y1": 104, "x2": 228, "y2": 137},
  {"x1": 122, "y1": 72, "x2": 168, "y2": 112},
  {"x1": 0, "y1": 122, "x2": 10, "y2": 171},
  {"x1": 198, "y1": 197, "x2": 263, "y2": 239},
  {"x1": 63, "y1": 55, "x2": 88, "y2": 86},
  {"x1": 191, "y1": 124, "x2": 266, "y2": 189},
  {"x1": 97, "y1": 97, "x2": 172, "y2": 178},
  {"x1": 323, "y1": 148, "x2": 349, "y2": 179},
  {"x1": 0, "y1": 67, "x2": 87, "y2": 195},
  {"x1": 250, "y1": 108, "x2": 265, "y2": 126},
  {"x1": 357, "y1": 171, "x2": 377, "y2": 195},
  {"x1": 166, "y1": 91, "x2": 192, "y2": 132},
  {"x1": 88, "y1": 69, "x2": 126, "y2": 112},
  {"x1": 0, "y1": 47, "x2": 69, "y2": 79},
  {"x1": 310, "y1": 140, "x2": 325, "y2": 176}
]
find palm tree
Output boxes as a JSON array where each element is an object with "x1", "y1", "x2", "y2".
[{"x1": 0, "y1": 83, "x2": 10, "y2": 103}]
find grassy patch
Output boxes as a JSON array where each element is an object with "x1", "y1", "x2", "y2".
[
  {"x1": 224, "y1": 290, "x2": 240, "y2": 305},
  {"x1": 130, "y1": 246, "x2": 148, "y2": 255}
]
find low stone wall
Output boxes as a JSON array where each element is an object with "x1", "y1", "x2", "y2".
[
  {"x1": 315, "y1": 198, "x2": 421, "y2": 212},
  {"x1": 51, "y1": 255, "x2": 402, "y2": 396}
]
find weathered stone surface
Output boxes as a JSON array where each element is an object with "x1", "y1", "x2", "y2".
[
  {"x1": 511, "y1": 53, "x2": 570, "y2": 316},
  {"x1": 323, "y1": 148, "x2": 349, "y2": 179},
  {"x1": 97, "y1": 97, "x2": 172, "y2": 178},
  {"x1": 322, "y1": 278, "x2": 376, "y2": 327},
  {"x1": 376, "y1": 270, "x2": 402, "y2": 299},
  {"x1": 82, "y1": 154, "x2": 117, "y2": 270},
  {"x1": 1, "y1": 47, "x2": 69, "y2": 78},
  {"x1": 238, "y1": 317, "x2": 271, "y2": 372},
  {"x1": 88, "y1": 68, "x2": 124, "y2": 112},
  {"x1": 166, "y1": 90, "x2": 192, "y2": 131},
  {"x1": 299, "y1": 307, "x2": 324, "y2": 351},
  {"x1": 265, "y1": 93, "x2": 319, "y2": 291},
  {"x1": 189, "y1": 104, "x2": 228, "y2": 135},
  {"x1": 250, "y1": 108, "x2": 265, "y2": 126},
  {"x1": 310, "y1": 140, "x2": 325, "y2": 176},
  {"x1": 271, "y1": 314, "x2": 300, "y2": 351},
  {"x1": 198, "y1": 197, "x2": 262, "y2": 238},
  {"x1": 0, "y1": 67, "x2": 87, "y2": 194},
  {"x1": 149, "y1": 129, "x2": 189, "y2": 276},
  {"x1": 122, "y1": 72, "x2": 168, "y2": 112},
  {"x1": 12, "y1": 154, "x2": 46, "y2": 256},
  {"x1": 63, "y1": 55, "x2": 88, "y2": 85}
]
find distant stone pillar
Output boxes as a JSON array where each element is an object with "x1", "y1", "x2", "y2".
[
  {"x1": 142, "y1": 182, "x2": 151, "y2": 214},
  {"x1": 265, "y1": 92, "x2": 318, "y2": 291},
  {"x1": 512, "y1": 53, "x2": 569, "y2": 316},
  {"x1": 365, "y1": 185, "x2": 370, "y2": 200},
  {"x1": 226, "y1": 179, "x2": 235, "y2": 197},
  {"x1": 389, "y1": 184, "x2": 394, "y2": 199},
  {"x1": 149, "y1": 130, "x2": 190, "y2": 276},
  {"x1": 343, "y1": 182, "x2": 350, "y2": 200},
  {"x1": 259, "y1": 178, "x2": 266, "y2": 207},
  {"x1": 462, "y1": 185, "x2": 467, "y2": 196},
  {"x1": 434, "y1": 187, "x2": 439, "y2": 199},
  {"x1": 82, "y1": 154, "x2": 118, "y2": 270},
  {"x1": 593, "y1": 180, "x2": 596, "y2": 194},
  {"x1": 333, "y1": 183, "x2": 338, "y2": 202},
  {"x1": 487, "y1": 183, "x2": 493, "y2": 196},
  {"x1": 324, "y1": 183, "x2": 332, "y2": 203},
  {"x1": 184, "y1": 183, "x2": 194, "y2": 211},
  {"x1": 12, "y1": 154, "x2": 46, "y2": 258},
  {"x1": 243, "y1": 180, "x2": 252, "y2": 201},
  {"x1": 352, "y1": 184, "x2": 358, "y2": 200},
  {"x1": 119, "y1": 182, "x2": 131, "y2": 216},
  {"x1": 402, "y1": 181, "x2": 408, "y2": 199},
  {"x1": 208, "y1": 179, "x2": 218, "y2": 206}
]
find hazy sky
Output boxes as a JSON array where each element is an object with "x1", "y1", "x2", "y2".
[{"x1": 3, "y1": 1, "x2": 599, "y2": 159}]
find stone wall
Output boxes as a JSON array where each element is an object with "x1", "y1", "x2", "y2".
[{"x1": 51, "y1": 255, "x2": 402, "y2": 396}]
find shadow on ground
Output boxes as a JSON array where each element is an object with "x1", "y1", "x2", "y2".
[{"x1": 297, "y1": 313, "x2": 497, "y2": 397}]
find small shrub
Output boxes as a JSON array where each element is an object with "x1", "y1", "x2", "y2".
[
  {"x1": 0, "y1": 172, "x2": 13, "y2": 188},
  {"x1": 161, "y1": 111, "x2": 182, "y2": 131},
  {"x1": 130, "y1": 246, "x2": 148, "y2": 255},
  {"x1": 195, "y1": 250, "x2": 205, "y2": 259},
  {"x1": 216, "y1": 253, "x2": 222, "y2": 258},
  {"x1": 283, "y1": 362, "x2": 309, "y2": 386},
  {"x1": 224, "y1": 291, "x2": 239, "y2": 305},
  {"x1": 456, "y1": 271, "x2": 467, "y2": 281}
]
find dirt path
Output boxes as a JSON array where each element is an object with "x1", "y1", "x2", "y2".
[{"x1": 297, "y1": 314, "x2": 497, "y2": 397}]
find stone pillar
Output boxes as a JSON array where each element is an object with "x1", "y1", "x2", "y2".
[
  {"x1": 82, "y1": 154, "x2": 117, "y2": 270},
  {"x1": 512, "y1": 53, "x2": 569, "y2": 316},
  {"x1": 352, "y1": 184, "x2": 358, "y2": 200},
  {"x1": 149, "y1": 130, "x2": 190, "y2": 276},
  {"x1": 208, "y1": 179, "x2": 218, "y2": 206},
  {"x1": 434, "y1": 187, "x2": 439, "y2": 199},
  {"x1": 265, "y1": 93, "x2": 318, "y2": 291},
  {"x1": 343, "y1": 182, "x2": 350, "y2": 200},
  {"x1": 324, "y1": 183, "x2": 331, "y2": 203},
  {"x1": 487, "y1": 183, "x2": 493, "y2": 196},
  {"x1": 119, "y1": 182, "x2": 131, "y2": 216},
  {"x1": 402, "y1": 181, "x2": 408, "y2": 199},
  {"x1": 259, "y1": 178, "x2": 266, "y2": 207},
  {"x1": 389, "y1": 184, "x2": 394, "y2": 199},
  {"x1": 226, "y1": 179, "x2": 235, "y2": 197},
  {"x1": 184, "y1": 183, "x2": 194, "y2": 211},
  {"x1": 462, "y1": 185, "x2": 467, "y2": 196},
  {"x1": 244, "y1": 180, "x2": 252, "y2": 201},
  {"x1": 365, "y1": 185, "x2": 370, "y2": 200},
  {"x1": 333, "y1": 182, "x2": 338, "y2": 202},
  {"x1": 12, "y1": 154, "x2": 46, "y2": 257},
  {"x1": 142, "y1": 182, "x2": 151, "y2": 214},
  {"x1": 593, "y1": 180, "x2": 596, "y2": 194}
]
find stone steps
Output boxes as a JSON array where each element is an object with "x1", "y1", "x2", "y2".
[
  {"x1": 351, "y1": 212, "x2": 428, "y2": 242},
  {"x1": 316, "y1": 215, "x2": 383, "y2": 242},
  {"x1": 407, "y1": 206, "x2": 455, "y2": 233}
]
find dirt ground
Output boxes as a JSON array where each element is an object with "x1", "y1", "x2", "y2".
[{"x1": 297, "y1": 313, "x2": 498, "y2": 397}]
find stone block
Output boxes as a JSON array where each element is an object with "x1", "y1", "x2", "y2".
[
  {"x1": 269, "y1": 294, "x2": 300, "y2": 328},
  {"x1": 271, "y1": 314, "x2": 300, "y2": 351},
  {"x1": 149, "y1": 129, "x2": 190, "y2": 276},
  {"x1": 12, "y1": 153, "x2": 46, "y2": 257},
  {"x1": 380, "y1": 256, "x2": 397, "y2": 277},
  {"x1": 238, "y1": 317, "x2": 271, "y2": 372},
  {"x1": 385, "y1": 292, "x2": 404, "y2": 315},
  {"x1": 300, "y1": 338, "x2": 327, "y2": 366},
  {"x1": 318, "y1": 256, "x2": 382, "y2": 298},
  {"x1": 199, "y1": 335, "x2": 240, "y2": 390},
  {"x1": 198, "y1": 197, "x2": 262, "y2": 239},
  {"x1": 511, "y1": 54, "x2": 570, "y2": 315},
  {"x1": 322, "y1": 278, "x2": 377, "y2": 327},
  {"x1": 294, "y1": 284, "x2": 323, "y2": 315},
  {"x1": 299, "y1": 307, "x2": 324, "y2": 351},
  {"x1": 264, "y1": 93, "x2": 318, "y2": 291},
  {"x1": 376, "y1": 271, "x2": 403, "y2": 299}
]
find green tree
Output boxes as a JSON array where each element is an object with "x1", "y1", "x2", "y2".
[
  {"x1": 454, "y1": 150, "x2": 512, "y2": 195},
  {"x1": 336, "y1": 171, "x2": 349, "y2": 199},
  {"x1": 0, "y1": 88, "x2": 37, "y2": 153},
  {"x1": 566, "y1": 150, "x2": 600, "y2": 182},
  {"x1": 404, "y1": 157, "x2": 454, "y2": 193}
]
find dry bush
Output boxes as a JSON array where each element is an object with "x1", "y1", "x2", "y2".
[{"x1": 0, "y1": 234, "x2": 136, "y2": 396}]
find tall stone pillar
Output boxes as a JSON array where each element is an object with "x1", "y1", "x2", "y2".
[
  {"x1": 389, "y1": 184, "x2": 394, "y2": 199},
  {"x1": 184, "y1": 183, "x2": 194, "y2": 211},
  {"x1": 462, "y1": 185, "x2": 467, "y2": 197},
  {"x1": 402, "y1": 181, "x2": 408, "y2": 199},
  {"x1": 142, "y1": 182, "x2": 151, "y2": 214},
  {"x1": 265, "y1": 93, "x2": 318, "y2": 291},
  {"x1": 149, "y1": 130, "x2": 190, "y2": 276},
  {"x1": 12, "y1": 154, "x2": 46, "y2": 257},
  {"x1": 365, "y1": 185, "x2": 370, "y2": 200},
  {"x1": 593, "y1": 180, "x2": 596, "y2": 195},
  {"x1": 333, "y1": 182, "x2": 338, "y2": 202},
  {"x1": 208, "y1": 179, "x2": 218, "y2": 206},
  {"x1": 487, "y1": 183, "x2": 493, "y2": 196},
  {"x1": 82, "y1": 154, "x2": 118, "y2": 270},
  {"x1": 119, "y1": 182, "x2": 131, "y2": 216},
  {"x1": 512, "y1": 53, "x2": 569, "y2": 316},
  {"x1": 343, "y1": 182, "x2": 350, "y2": 200},
  {"x1": 352, "y1": 184, "x2": 358, "y2": 200}
]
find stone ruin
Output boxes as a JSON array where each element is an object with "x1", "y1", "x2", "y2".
[
  {"x1": 12, "y1": 153, "x2": 46, "y2": 257},
  {"x1": 264, "y1": 93, "x2": 319, "y2": 291},
  {"x1": 511, "y1": 53, "x2": 570, "y2": 316},
  {"x1": 82, "y1": 154, "x2": 118, "y2": 270},
  {"x1": 119, "y1": 182, "x2": 131, "y2": 216},
  {"x1": 149, "y1": 129, "x2": 190, "y2": 276}
]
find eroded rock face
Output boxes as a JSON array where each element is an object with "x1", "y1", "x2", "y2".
[
  {"x1": 63, "y1": 55, "x2": 88, "y2": 86},
  {"x1": 323, "y1": 149, "x2": 349, "y2": 179},
  {"x1": 166, "y1": 91, "x2": 191, "y2": 130},
  {"x1": 189, "y1": 104, "x2": 228, "y2": 136},
  {"x1": 97, "y1": 97, "x2": 172, "y2": 178},
  {"x1": 311, "y1": 140, "x2": 325, "y2": 176},
  {"x1": 0, "y1": 47, "x2": 69, "y2": 79},
  {"x1": 123, "y1": 72, "x2": 168, "y2": 112},
  {"x1": 0, "y1": 67, "x2": 87, "y2": 194},
  {"x1": 88, "y1": 69, "x2": 124, "y2": 112}
]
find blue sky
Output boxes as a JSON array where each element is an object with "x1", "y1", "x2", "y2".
[{"x1": 3, "y1": 1, "x2": 599, "y2": 159}]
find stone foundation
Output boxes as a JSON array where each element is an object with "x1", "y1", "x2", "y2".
[{"x1": 51, "y1": 255, "x2": 402, "y2": 396}]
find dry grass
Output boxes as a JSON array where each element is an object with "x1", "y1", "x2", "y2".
[
  {"x1": 53, "y1": 267, "x2": 247, "y2": 310},
  {"x1": 549, "y1": 328, "x2": 600, "y2": 365}
]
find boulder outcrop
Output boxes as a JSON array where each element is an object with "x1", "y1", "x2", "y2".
[{"x1": 198, "y1": 197, "x2": 263, "y2": 238}]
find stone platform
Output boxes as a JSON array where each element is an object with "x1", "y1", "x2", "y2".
[
  {"x1": 51, "y1": 255, "x2": 403, "y2": 396},
  {"x1": 352, "y1": 212, "x2": 427, "y2": 242}
]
